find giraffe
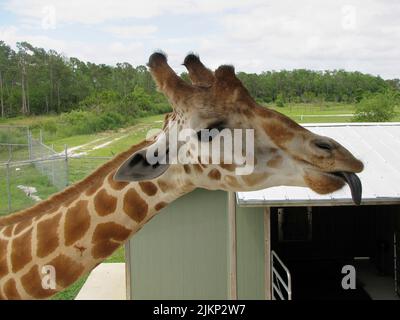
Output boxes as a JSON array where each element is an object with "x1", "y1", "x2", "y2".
[{"x1": 0, "y1": 52, "x2": 363, "y2": 299}]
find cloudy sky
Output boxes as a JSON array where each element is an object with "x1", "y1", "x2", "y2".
[{"x1": 0, "y1": 0, "x2": 399, "y2": 79}]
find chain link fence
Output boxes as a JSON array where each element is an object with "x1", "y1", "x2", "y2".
[{"x1": 0, "y1": 126, "x2": 112, "y2": 215}]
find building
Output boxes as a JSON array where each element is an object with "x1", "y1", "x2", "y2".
[{"x1": 125, "y1": 123, "x2": 400, "y2": 300}]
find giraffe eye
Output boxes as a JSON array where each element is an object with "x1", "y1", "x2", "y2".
[
  {"x1": 196, "y1": 121, "x2": 226, "y2": 142},
  {"x1": 314, "y1": 140, "x2": 334, "y2": 151}
]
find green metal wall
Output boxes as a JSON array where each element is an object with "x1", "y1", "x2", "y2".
[
  {"x1": 126, "y1": 189, "x2": 266, "y2": 299},
  {"x1": 128, "y1": 189, "x2": 229, "y2": 299},
  {"x1": 236, "y1": 206, "x2": 265, "y2": 299}
]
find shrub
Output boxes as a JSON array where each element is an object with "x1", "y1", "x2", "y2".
[
  {"x1": 55, "y1": 110, "x2": 131, "y2": 137},
  {"x1": 353, "y1": 91, "x2": 398, "y2": 122},
  {"x1": 275, "y1": 93, "x2": 286, "y2": 108}
]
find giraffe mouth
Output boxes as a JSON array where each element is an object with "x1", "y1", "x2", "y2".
[{"x1": 330, "y1": 171, "x2": 362, "y2": 205}]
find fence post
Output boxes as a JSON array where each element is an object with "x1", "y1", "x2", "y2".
[
  {"x1": 51, "y1": 144, "x2": 55, "y2": 186},
  {"x1": 28, "y1": 129, "x2": 32, "y2": 160},
  {"x1": 64, "y1": 144, "x2": 69, "y2": 187},
  {"x1": 6, "y1": 161, "x2": 11, "y2": 212}
]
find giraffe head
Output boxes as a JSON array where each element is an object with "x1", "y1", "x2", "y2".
[{"x1": 115, "y1": 52, "x2": 364, "y2": 204}]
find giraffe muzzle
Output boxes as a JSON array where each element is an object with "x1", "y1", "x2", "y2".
[{"x1": 332, "y1": 171, "x2": 362, "y2": 205}]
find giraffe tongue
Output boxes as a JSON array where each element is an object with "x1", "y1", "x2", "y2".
[{"x1": 337, "y1": 172, "x2": 362, "y2": 205}]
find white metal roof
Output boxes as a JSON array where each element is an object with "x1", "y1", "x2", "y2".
[{"x1": 237, "y1": 122, "x2": 400, "y2": 207}]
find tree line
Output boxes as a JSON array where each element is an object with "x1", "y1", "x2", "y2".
[
  {"x1": 0, "y1": 41, "x2": 163, "y2": 118},
  {"x1": 237, "y1": 70, "x2": 397, "y2": 105},
  {"x1": 0, "y1": 41, "x2": 398, "y2": 118}
]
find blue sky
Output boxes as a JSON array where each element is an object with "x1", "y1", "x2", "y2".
[{"x1": 0, "y1": 0, "x2": 399, "y2": 78}]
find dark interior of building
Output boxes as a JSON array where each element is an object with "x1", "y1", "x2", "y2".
[{"x1": 270, "y1": 205, "x2": 400, "y2": 300}]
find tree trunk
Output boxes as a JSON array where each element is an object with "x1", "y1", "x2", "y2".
[
  {"x1": 57, "y1": 80, "x2": 60, "y2": 113},
  {"x1": 26, "y1": 71, "x2": 30, "y2": 114},
  {"x1": 49, "y1": 62, "x2": 53, "y2": 112},
  {"x1": 45, "y1": 95, "x2": 49, "y2": 113},
  {"x1": 21, "y1": 66, "x2": 28, "y2": 115},
  {"x1": 0, "y1": 71, "x2": 4, "y2": 118}
]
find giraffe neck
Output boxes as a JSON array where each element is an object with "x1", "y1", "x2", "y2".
[{"x1": 0, "y1": 140, "x2": 192, "y2": 299}]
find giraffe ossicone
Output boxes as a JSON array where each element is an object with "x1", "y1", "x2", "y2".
[{"x1": 0, "y1": 52, "x2": 363, "y2": 299}]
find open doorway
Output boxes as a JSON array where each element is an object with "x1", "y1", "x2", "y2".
[{"x1": 269, "y1": 205, "x2": 400, "y2": 300}]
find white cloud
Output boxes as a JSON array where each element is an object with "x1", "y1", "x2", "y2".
[
  {"x1": 0, "y1": 25, "x2": 147, "y2": 66},
  {"x1": 0, "y1": 25, "x2": 66, "y2": 51},
  {"x1": 215, "y1": 0, "x2": 400, "y2": 78},
  {"x1": 3, "y1": 0, "x2": 261, "y2": 25},
  {"x1": 104, "y1": 25, "x2": 158, "y2": 39},
  {"x1": 2, "y1": 0, "x2": 400, "y2": 78}
]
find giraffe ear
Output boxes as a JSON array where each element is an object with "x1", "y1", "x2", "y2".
[{"x1": 114, "y1": 144, "x2": 170, "y2": 182}]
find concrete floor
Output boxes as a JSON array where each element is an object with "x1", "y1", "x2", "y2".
[
  {"x1": 356, "y1": 260, "x2": 400, "y2": 300},
  {"x1": 75, "y1": 263, "x2": 126, "y2": 300}
]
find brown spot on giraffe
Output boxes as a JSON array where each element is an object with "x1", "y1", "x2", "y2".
[
  {"x1": 49, "y1": 254, "x2": 85, "y2": 288},
  {"x1": 303, "y1": 171, "x2": 344, "y2": 194},
  {"x1": 183, "y1": 164, "x2": 191, "y2": 174},
  {"x1": 92, "y1": 222, "x2": 131, "y2": 259},
  {"x1": 85, "y1": 177, "x2": 104, "y2": 196},
  {"x1": 123, "y1": 188, "x2": 148, "y2": 223},
  {"x1": 254, "y1": 106, "x2": 303, "y2": 130},
  {"x1": 36, "y1": 213, "x2": 61, "y2": 258},
  {"x1": 11, "y1": 228, "x2": 33, "y2": 272},
  {"x1": 0, "y1": 239, "x2": 8, "y2": 278},
  {"x1": 64, "y1": 200, "x2": 91, "y2": 246},
  {"x1": 263, "y1": 122, "x2": 294, "y2": 147},
  {"x1": 94, "y1": 189, "x2": 117, "y2": 216},
  {"x1": 139, "y1": 181, "x2": 158, "y2": 196},
  {"x1": 0, "y1": 201, "x2": 55, "y2": 227},
  {"x1": 192, "y1": 164, "x2": 203, "y2": 173},
  {"x1": 21, "y1": 265, "x2": 57, "y2": 299},
  {"x1": 208, "y1": 169, "x2": 221, "y2": 180},
  {"x1": 155, "y1": 202, "x2": 168, "y2": 211},
  {"x1": 267, "y1": 155, "x2": 283, "y2": 168},
  {"x1": 14, "y1": 217, "x2": 33, "y2": 235},
  {"x1": 239, "y1": 107, "x2": 254, "y2": 118},
  {"x1": 62, "y1": 192, "x2": 80, "y2": 208},
  {"x1": 242, "y1": 173, "x2": 269, "y2": 186},
  {"x1": 2, "y1": 224, "x2": 14, "y2": 237},
  {"x1": 4, "y1": 279, "x2": 21, "y2": 300},
  {"x1": 220, "y1": 163, "x2": 236, "y2": 172},
  {"x1": 157, "y1": 179, "x2": 174, "y2": 193},
  {"x1": 108, "y1": 171, "x2": 129, "y2": 190},
  {"x1": 224, "y1": 175, "x2": 242, "y2": 189}
]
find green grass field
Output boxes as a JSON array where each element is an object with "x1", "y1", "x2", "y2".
[
  {"x1": 0, "y1": 102, "x2": 398, "y2": 299},
  {"x1": 268, "y1": 102, "x2": 400, "y2": 122}
]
